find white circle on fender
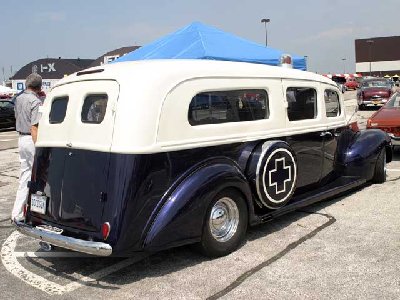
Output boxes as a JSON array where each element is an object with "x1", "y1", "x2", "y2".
[
  {"x1": 262, "y1": 148, "x2": 296, "y2": 204},
  {"x1": 255, "y1": 143, "x2": 297, "y2": 208}
]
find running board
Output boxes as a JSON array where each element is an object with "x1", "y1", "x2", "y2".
[{"x1": 257, "y1": 176, "x2": 366, "y2": 224}]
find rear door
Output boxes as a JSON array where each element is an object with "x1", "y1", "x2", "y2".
[
  {"x1": 281, "y1": 80, "x2": 325, "y2": 189},
  {"x1": 36, "y1": 80, "x2": 119, "y2": 231},
  {"x1": 321, "y1": 87, "x2": 347, "y2": 183}
]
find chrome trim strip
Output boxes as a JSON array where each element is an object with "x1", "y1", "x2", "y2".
[{"x1": 14, "y1": 221, "x2": 112, "y2": 256}]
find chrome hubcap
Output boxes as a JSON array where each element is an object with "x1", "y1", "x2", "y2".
[{"x1": 209, "y1": 197, "x2": 239, "y2": 242}]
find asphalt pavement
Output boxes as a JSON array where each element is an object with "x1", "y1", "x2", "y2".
[
  {"x1": 0, "y1": 130, "x2": 18, "y2": 150},
  {"x1": 0, "y1": 91, "x2": 399, "y2": 299}
]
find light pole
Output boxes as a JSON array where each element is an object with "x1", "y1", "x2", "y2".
[
  {"x1": 342, "y1": 58, "x2": 346, "y2": 74},
  {"x1": 261, "y1": 18, "x2": 270, "y2": 46},
  {"x1": 366, "y1": 40, "x2": 374, "y2": 76}
]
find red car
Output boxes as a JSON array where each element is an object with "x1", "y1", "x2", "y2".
[
  {"x1": 345, "y1": 78, "x2": 358, "y2": 90},
  {"x1": 367, "y1": 91, "x2": 400, "y2": 147},
  {"x1": 357, "y1": 78, "x2": 393, "y2": 110}
]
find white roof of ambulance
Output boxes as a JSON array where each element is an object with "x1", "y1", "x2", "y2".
[{"x1": 42, "y1": 59, "x2": 340, "y2": 154}]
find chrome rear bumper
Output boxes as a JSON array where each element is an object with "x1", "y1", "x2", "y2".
[{"x1": 14, "y1": 221, "x2": 112, "y2": 256}]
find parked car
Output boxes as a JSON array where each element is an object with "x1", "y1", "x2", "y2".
[
  {"x1": 0, "y1": 100, "x2": 16, "y2": 129},
  {"x1": 367, "y1": 91, "x2": 400, "y2": 147},
  {"x1": 9, "y1": 90, "x2": 23, "y2": 104},
  {"x1": 15, "y1": 60, "x2": 392, "y2": 257},
  {"x1": 331, "y1": 75, "x2": 346, "y2": 93},
  {"x1": 10, "y1": 90, "x2": 46, "y2": 104},
  {"x1": 345, "y1": 78, "x2": 358, "y2": 90},
  {"x1": 357, "y1": 78, "x2": 393, "y2": 110}
]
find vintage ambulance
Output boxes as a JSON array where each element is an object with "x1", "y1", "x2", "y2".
[{"x1": 15, "y1": 59, "x2": 392, "y2": 257}]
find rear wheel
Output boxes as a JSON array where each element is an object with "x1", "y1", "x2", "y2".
[
  {"x1": 372, "y1": 149, "x2": 386, "y2": 183},
  {"x1": 358, "y1": 103, "x2": 365, "y2": 111},
  {"x1": 199, "y1": 189, "x2": 248, "y2": 257}
]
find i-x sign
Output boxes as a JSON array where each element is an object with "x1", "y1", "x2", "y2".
[{"x1": 41, "y1": 63, "x2": 56, "y2": 73}]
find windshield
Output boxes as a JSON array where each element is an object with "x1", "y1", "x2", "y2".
[
  {"x1": 362, "y1": 80, "x2": 391, "y2": 88},
  {"x1": 386, "y1": 92, "x2": 400, "y2": 108}
]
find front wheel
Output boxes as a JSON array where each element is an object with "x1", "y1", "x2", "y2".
[
  {"x1": 372, "y1": 149, "x2": 386, "y2": 183},
  {"x1": 198, "y1": 189, "x2": 248, "y2": 257}
]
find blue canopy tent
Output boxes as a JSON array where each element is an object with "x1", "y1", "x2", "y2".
[{"x1": 114, "y1": 22, "x2": 306, "y2": 70}]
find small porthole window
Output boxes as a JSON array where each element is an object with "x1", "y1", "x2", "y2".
[
  {"x1": 81, "y1": 94, "x2": 108, "y2": 124},
  {"x1": 49, "y1": 97, "x2": 69, "y2": 124}
]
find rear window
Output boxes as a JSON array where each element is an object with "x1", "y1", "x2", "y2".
[
  {"x1": 286, "y1": 87, "x2": 317, "y2": 121},
  {"x1": 188, "y1": 89, "x2": 268, "y2": 126},
  {"x1": 49, "y1": 97, "x2": 68, "y2": 124},
  {"x1": 81, "y1": 94, "x2": 108, "y2": 124}
]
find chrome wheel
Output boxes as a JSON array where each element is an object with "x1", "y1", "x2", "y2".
[{"x1": 209, "y1": 197, "x2": 239, "y2": 242}]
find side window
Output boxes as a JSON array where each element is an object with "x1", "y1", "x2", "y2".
[
  {"x1": 324, "y1": 89, "x2": 341, "y2": 117},
  {"x1": 188, "y1": 89, "x2": 268, "y2": 126},
  {"x1": 49, "y1": 97, "x2": 68, "y2": 124},
  {"x1": 286, "y1": 87, "x2": 317, "y2": 121},
  {"x1": 81, "y1": 94, "x2": 108, "y2": 124}
]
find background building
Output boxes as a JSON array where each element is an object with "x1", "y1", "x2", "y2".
[
  {"x1": 355, "y1": 36, "x2": 400, "y2": 77},
  {"x1": 11, "y1": 58, "x2": 94, "y2": 92},
  {"x1": 10, "y1": 46, "x2": 140, "y2": 93},
  {"x1": 89, "y1": 46, "x2": 140, "y2": 67}
]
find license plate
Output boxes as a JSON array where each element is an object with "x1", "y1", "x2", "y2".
[
  {"x1": 31, "y1": 194, "x2": 47, "y2": 214},
  {"x1": 372, "y1": 98, "x2": 381, "y2": 104}
]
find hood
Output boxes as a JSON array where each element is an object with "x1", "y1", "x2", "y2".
[
  {"x1": 370, "y1": 107, "x2": 400, "y2": 126},
  {"x1": 362, "y1": 87, "x2": 391, "y2": 97}
]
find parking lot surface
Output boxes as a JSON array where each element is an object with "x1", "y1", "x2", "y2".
[{"x1": 0, "y1": 91, "x2": 399, "y2": 299}]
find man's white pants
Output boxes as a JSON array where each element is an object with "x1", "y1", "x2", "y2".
[{"x1": 12, "y1": 135, "x2": 35, "y2": 221}]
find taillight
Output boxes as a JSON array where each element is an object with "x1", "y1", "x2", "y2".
[{"x1": 101, "y1": 222, "x2": 111, "y2": 240}]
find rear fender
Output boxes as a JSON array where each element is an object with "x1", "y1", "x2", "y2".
[
  {"x1": 143, "y1": 159, "x2": 253, "y2": 251},
  {"x1": 336, "y1": 129, "x2": 392, "y2": 180}
]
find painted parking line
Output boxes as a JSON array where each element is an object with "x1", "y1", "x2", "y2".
[{"x1": 1, "y1": 231, "x2": 147, "y2": 295}]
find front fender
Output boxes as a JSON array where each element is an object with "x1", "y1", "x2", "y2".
[
  {"x1": 143, "y1": 159, "x2": 253, "y2": 251},
  {"x1": 337, "y1": 129, "x2": 391, "y2": 180}
]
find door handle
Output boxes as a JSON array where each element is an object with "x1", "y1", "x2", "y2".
[
  {"x1": 320, "y1": 131, "x2": 333, "y2": 137},
  {"x1": 66, "y1": 142, "x2": 72, "y2": 148}
]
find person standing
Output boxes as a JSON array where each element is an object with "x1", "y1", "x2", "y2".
[{"x1": 11, "y1": 73, "x2": 42, "y2": 222}]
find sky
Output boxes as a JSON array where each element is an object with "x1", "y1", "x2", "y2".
[{"x1": 0, "y1": 0, "x2": 398, "y2": 81}]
